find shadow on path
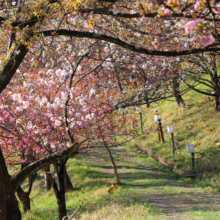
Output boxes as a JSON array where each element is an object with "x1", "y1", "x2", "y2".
[{"x1": 85, "y1": 147, "x2": 220, "y2": 219}]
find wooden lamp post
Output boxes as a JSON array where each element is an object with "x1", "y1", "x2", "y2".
[
  {"x1": 167, "y1": 126, "x2": 175, "y2": 156},
  {"x1": 136, "y1": 106, "x2": 143, "y2": 134},
  {"x1": 188, "y1": 144, "x2": 195, "y2": 170},
  {"x1": 154, "y1": 115, "x2": 164, "y2": 143}
]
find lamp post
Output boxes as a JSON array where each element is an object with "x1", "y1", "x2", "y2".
[
  {"x1": 154, "y1": 115, "x2": 160, "y2": 142},
  {"x1": 136, "y1": 106, "x2": 143, "y2": 134},
  {"x1": 167, "y1": 126, "x2": 175, "y2": 156},
  {"x1": 188, "y1": 144, "x2": 195, "y2": 171},
  {"x1": 154, "y1": 115, "x2": 164, "y2": 143},
  {"x1": 154, "y1": 115, "x2": 160, "y2": 123},
  {"x1": 158, "y1": 117, "x2": 165, "y2": 143}
]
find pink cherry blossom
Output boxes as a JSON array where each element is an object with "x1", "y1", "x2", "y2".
[
  {"x1": 27, "y1": 121, "x2": 33, "y2": 129},
  {"x1": 161, "y1": 7, "x2": 170, "y2": 16},
  {"x1": 51, "y1": 143, "x2": 56, "y2": 148},
  {"x1": 55, "y1": 120, "x2": 61, "y2": 126},
  {"x1": 148, "y1": 3, "x2": 153, "y2": 9},
  {"x1": 200, "y1": 34, "x2": 215, "y2": 45},
  {"x1": 194, "y1": 2, "x2": 200, "y2": 10},
  {"x1": 76, "y1": 113, "x2": 81, "y2": 117},
  {"x1": 184, "y1": 18, "x2": 204, "y2": 33}
]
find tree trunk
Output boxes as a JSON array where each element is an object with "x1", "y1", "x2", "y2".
[
  {"x1": 0, "y1": 41, "x2": 28, "y2": 93},
  {"x1": 57, "y1": 161, "x2": 67, "y2": 220},
  {"x1": 47, "y1": 161, "x2": 68, "y2": 220},
  {"x1": 172, "y1": 77, "x2": 185, "y2": 107},
  {"x1": 44, "y1": 165, "x2": 51, "y2": 191},
  {"x1": 16, "y1": 175, "x2": 33, "y2": 212},
  {"x1": 16, "y1": 187, "x2": 30, "y2": 212},
  {"x1": 215, "y1": 94, "x2": 220, "y2": 111},
  {"x1": 144, "y1": 90, "x2": 150, "y2": 108},
  {"x1": 64, "y1": 166, "x2": 74, "y2": 191},
  {"x1": 103, "y1": 142, "x2": 120, "y2": 184},
  {"x1": 0, "y1": 148, "x2": 21, "y2": 220},
  {"x1": 139, "y1": 112, "x2": 143, "y2": 134}
]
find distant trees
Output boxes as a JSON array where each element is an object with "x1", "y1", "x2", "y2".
[{"x1": 180, "y1": 53, "x2": 220, "y2": 111}]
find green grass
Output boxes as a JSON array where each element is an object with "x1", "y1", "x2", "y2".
[
  {"x1": 20, "y1": 145, "x2": 220, "y2": 220},
  {"x1": 136, "y1": 84, "x2": 220, "y2": 188}
]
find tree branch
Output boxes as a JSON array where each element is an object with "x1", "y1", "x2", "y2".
[
  {"x1": 79, "y1": 8, "x2": 220, "y2": 21},
  {"x1": 40, "y1": 29, "x2": 220, "y2": 57},
  {"x1": 0, "y1": 41, "x2": 28, "y2": 93},
  {"x1": 10, "y1": 142, "x2": 80, "y2": 192}
]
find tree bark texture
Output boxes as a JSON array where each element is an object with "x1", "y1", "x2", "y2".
[
  {"x1": 0, "y1": 41, "x2": 28, "y2": 93},
  {"x1": 0, "y1": 148, "x2": 21, "y2": 220},
  {"x1": 64, "y1": 166, "x2": 74, "y2": 191},
  {"x1": 44, "y1": 165, "x2": 52, "y2": 191},
  {"x1": 172, "y1": 77, "x2": 185, "y2": 107},
  {"x1": 144, "y1": 90, "x2": 150, "y2": 108},
  {"x1": 57, "y1": 161, "x2": 67, "y2": 220},
  {"x1": 215, "y1": 93, "x2": 220, "y2": 111},
  {"x1": 17, "y1": 187, "x2": 30, "y2": 212},
  {"x1": 103, "y1": 142, "x2": 120, "y2": 184},
  {"x1": 47, "y1": 161, "x2": 67, "y2": 220},
  {"x1": 16, "y1": 175, "x2": 33, "y2": 212}
]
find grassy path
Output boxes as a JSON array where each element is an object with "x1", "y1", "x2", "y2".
[
  {"x1": 23, "y1": 144, "x2": 220, "y2": 219},
  {"x1": 82, "y1": 146, "x2": 220, "y2": 219}
]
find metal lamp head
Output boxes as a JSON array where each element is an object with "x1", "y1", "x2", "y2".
[
  {"x1": 188, "y1": 144, "x2": 194, "y2": 153},
  {"x1": 157, "y1": 115, "x2": 161, "y2": 123},
  {"x1": 136, "y1": 106, "x2": 142, "y2": 113},
  {"x1": 154, "y1": 115, "x2": 161, "y2": 123},
  {"x1": 167, "y1": 126, "x2": 174, "y2": 134}
]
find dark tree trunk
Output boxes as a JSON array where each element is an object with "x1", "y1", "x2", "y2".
[
  {"x1": 64, "y1": 166, "x2": 74, "y2": 191},
  {"x1": 47, "y1": 160, "x2": 68, "y2": 220},
  {"x1": 0, "y1": 148, "x2": 21, "y2": 220},
  {"x1": 172, "y1": 77, "x2": 185, "y2": 107},
  {"x1": 17, "y1": 162, "x2": 35, "y2": 212},
  {"x1": 21, "y1": 161, "x2": 37, "y2": 181},
  {"x1": 215, "y1": 94, "x2": 220, "y2": 111},
  {"x1": 57, "y1": 162, "x2": 67, "y2": 220},
  {"x1": 17, "y1": 186, "x2": 30, "y2": 212},
  {"x1": 144, "y1": 90, "x2": 150, "y2": 108},
  {"x1": 44, "y1": 165, "x2": 51, "y2": 191},
  {"x1": 103, "y1": 142, "x2": 120, "y2": 184},
  {"x1": 17, "y1": 176, "x2": 33, "y2": 212},
  {"x1": 139, "y1": 112, "x2": 143, "y2": 134}
]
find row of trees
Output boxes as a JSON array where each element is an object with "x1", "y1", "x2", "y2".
[{"x1": 0, "y1": 0, "x2": 220, "y2": 219}]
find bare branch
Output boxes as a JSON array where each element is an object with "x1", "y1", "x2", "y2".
[{"x1": 40, "y1": 29, "x2": 220, "y2": 57}]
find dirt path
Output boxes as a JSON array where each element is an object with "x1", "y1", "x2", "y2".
[{"x1": 85, "y1": 147, "x2": 220, "y2": 220}]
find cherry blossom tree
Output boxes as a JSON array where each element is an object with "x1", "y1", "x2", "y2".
[{"x1": 1, "y1": 45, "x2": 142, "y2": 218}]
